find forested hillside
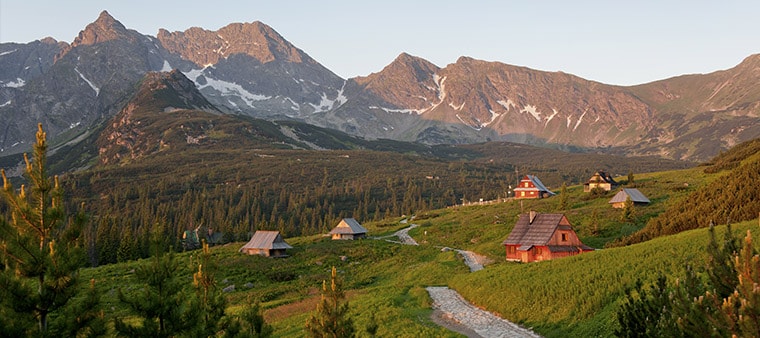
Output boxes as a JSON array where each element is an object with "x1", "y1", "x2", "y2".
[{"x1": 614, "y1": 137, "x2": 760, "y2": 246}]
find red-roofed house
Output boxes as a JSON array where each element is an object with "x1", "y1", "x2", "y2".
[
  {"x1": 502, "y1": 211, "x2": 593, "y2": 263},
  {"x1": 513, "y1": 175, "x2": 555, "y2": 199}
]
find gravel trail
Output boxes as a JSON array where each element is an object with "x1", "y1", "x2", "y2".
[{"x1": 426, "y1": 286, "x2": 542, "y2": 338}]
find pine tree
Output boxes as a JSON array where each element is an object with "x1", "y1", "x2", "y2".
[
  {"x1": 189, "y1": 241, "x2": 227, "y2": 336},
  {"x1": 305, "y1": 266, "x2": 355, "y2": 338},
  {"x1": 620, "y1": 195, "x2": 635, "y2": 222},
  {"x1": 114, "y1": 226, "x2": 198, "y2": 337},
  {"x1": 0, "y1": 124, "x2": 89, "y2": 335},
  {"x1": 627, "y1": 171, "x2": 635, "y2": 186},
  {"x1": 222, "y1": 297, "x2": 273, "y2": 338},
  {"x1": 558, "y1": 182, "x2": 568, "y2": 210}
]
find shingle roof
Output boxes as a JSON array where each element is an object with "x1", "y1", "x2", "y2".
[
  {"x1": 609, "y1": 188, "x2": 650, "y2": 204},
  {"x1": 329, "y1": 218, "x2": 368, "y2": 235},
  {"x1": 502, "y1": 213, "x2": 565, "y2": 246},
  {"x1": 240, "y1": 231, "x2": 293, "y2": 251}
]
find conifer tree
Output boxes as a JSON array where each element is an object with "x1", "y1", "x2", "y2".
[
  {"x1": 620, "y1": 195, "x2": 635, "y2": 222},
  {"x1": 627, "y1": 171, "x2": 635, "y2": 186},
  {"x1": 306, "y1": 266, "x2": 355, "y2": 338},
  {"x1": 222, "y1": 297, "x2": 273, "y2": 338},
  {"x1": 0, "y1": 124, "x2": 89, "y2": 335},
  {"x1": 114, "y1": 225, "x2": 198, "y2": 337},
  {"x1": 189, "y1": 241, "x2": 227, "y2": 336},
  {"x1": 558, "y1": 183, "x2": 568, "y2": 210}
]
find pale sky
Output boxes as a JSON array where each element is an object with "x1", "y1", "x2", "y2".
[{"x1": 1, "y1": 0, "x2": 759, "y2": 86}]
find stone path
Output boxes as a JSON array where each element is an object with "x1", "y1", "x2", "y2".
[
  {"x1": 379, "y1": 222, "x2": 541, "y2": 337},
  {"x1": 426, "y1": 286, "x2": 542, "y2": 338},
  {"x1": 376, "y1": 223, "x2": 420, "y2": 245},
  {"x1": 454, "y1": 250, "x2": 486, "y2": 272},
  {"x1": 394, "y1": 223, "x2": 419, "y2": 245}
]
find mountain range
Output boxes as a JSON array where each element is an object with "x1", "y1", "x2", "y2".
[{"x1": 1, "y1": 10, "x2": 759, "y2": 163}]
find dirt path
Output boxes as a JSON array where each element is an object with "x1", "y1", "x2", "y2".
[{"x1": 426, "y1": 286, "x2": 542, "y2": 338}]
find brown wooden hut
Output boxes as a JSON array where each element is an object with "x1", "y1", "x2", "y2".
[
  {"x1": 329, "y1": 218, "x2": 368, "y2": 240},
  {"x1": 609, "y1": 188, "x2": 650, "y2": 208},
  {"x1": 584, "y1": 170, "x2": 618, "y2": 192},
  {"x1": 502, "y1": 211, "x2": 593, "y2": 263},
  {"x1": 239, "y1": 231, "x2": 293, "y2": 257}
]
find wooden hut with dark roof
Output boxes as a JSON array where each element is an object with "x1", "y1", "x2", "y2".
[
  {"x1": 584, "y1": 170, "x2": 619, "y2": 192},
  {"x1": 609, "y1": 188, "x2": 651, "y2": 208},
  {"x1": 513, "y1": 175, "x2": 555, "y2": 199},
  {"x1": 239, "y1": 230, "x2": 293, "y2": 257},
  {"x1": 329, "y1": 218, "x2": 368, "y2": 240},
  {"x1": 502, "y1": 211, "x2": 593, "y2": 263}
]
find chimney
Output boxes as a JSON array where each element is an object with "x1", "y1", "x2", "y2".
[{"x1": 529, "y1": 210, "x2": 538, "y2": 224}]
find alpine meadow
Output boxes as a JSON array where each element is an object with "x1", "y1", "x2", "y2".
[{"x1": 2, "y1": 9, "x2": 760, "y2": 338}]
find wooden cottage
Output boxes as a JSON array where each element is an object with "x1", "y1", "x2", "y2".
[
  {"x1": 329, "y1": 218, "x2": 368, "y2": 240},
  {"x1": 609, "y1": 188, "x2": 650, "y2": 208},
  {"x1": 239, "y1": 231, "x2": 293, "y2": 257},
  {"x1": 502, "y1": 211, "x2": 593, "y2": 263},
  {"x1": 584, "y1": 170, "x2": 619, "y2": 192},
  {"x1": 513, "y1": 175, "x2": 555, "y2": 199}
]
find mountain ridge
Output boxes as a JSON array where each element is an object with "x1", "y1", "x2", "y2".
[{"x1": 1, "y1": 11, "x2": 759, "y2": 162}]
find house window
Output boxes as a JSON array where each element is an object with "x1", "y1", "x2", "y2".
[
  {"x1": 507, "y1": 246, "x2": 516, "y2": 254},
  {"x1": 561, "y1": 233, "x2": 568, "y2": 242},
  {"x1": 524, "y1": 182, "x2": 530, "y2": 187},
  {"x1": 520, "y1": 191, "x2": 525, "y2": 197},
  {"x1": 535, "y1": 247, "x2": 542, "y2": 255}
]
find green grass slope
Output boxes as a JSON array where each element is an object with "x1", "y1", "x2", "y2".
[{"x1": 449, "y1": 220, "x2": 760, "y2": 337}]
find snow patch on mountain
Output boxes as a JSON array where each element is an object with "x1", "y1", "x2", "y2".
[
  {"x1": 369, "y1": 106, "x2": 421, "y2": 114},
  {"x1": 574, "y1": 110, "x2": 587, "y2": 131},
  {"x1": 1, "y1": 78, "x2": 25, "y2": 88},
  {"x1": 449, "y1": 102, "x2": 465, "y2": 110},
  {"x1": 485, "y1": 110, "x2": 501, "y2": 127},
  {"x1": 1, "y1": 100, "x2": 11, "y2": 107},
  {"x1": 497, "y1": 99, "x2": 515, "y2": 111},
  {"x1": 545, "y1": 109, "x2": 559, "y2": 126},
  {"x1": 184, "y1": 67, "x2": 271, "y2": 107},
  {"x1": 521, "y1": 105, "x2": 541, "y2": 121},
  {"x1": 310, "y1": 84, "x2": 348, "y2": 113},
  {"x1": 0, "y1": 49, "x2": 17, "y2": 56},
  {"x1": 456, "y1": 114, "x2": 481, "y2": 131},
  {"x1": 74, "y1": 68, "x2": 99, "y2": 96}
]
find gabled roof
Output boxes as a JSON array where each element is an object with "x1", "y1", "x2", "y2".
[
  {"x1": 502, "y1": 213, "x2": 566, "y2": 246},
  {"x1": 240, "y1": 231, "x2": 293, "y2": 251},
  {"x1": 586, "y1": 170, "x2": 618, "y2": 185},
  {"x1": 609, "y1": 188, "x2": 650, "y2": 204},
  {"x1": 329, "y1": 218, "x2": 368, "y2": 235},
  {"x1": 514, "y1": 175, "x2": 555, "y2": 194}
]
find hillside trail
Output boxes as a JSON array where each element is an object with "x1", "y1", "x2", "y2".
[{"x1": 381, "y1": 222, "x2": 542, "y2": 338}]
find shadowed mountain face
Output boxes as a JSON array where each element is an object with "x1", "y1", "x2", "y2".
[{"x1": 1, "y1": 10, "x2": 758, "y2": 162}]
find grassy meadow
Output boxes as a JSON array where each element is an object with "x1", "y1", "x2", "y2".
[{"x1": 75, "y1": 165, "x2": 754, "y2": 337}]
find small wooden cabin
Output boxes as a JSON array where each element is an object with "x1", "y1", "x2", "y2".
[
  {"x1": 609, "y1": 188, "x2": 650, "y2": 208},
  {"x1": 329, "y1": 218, "x2": 368, "y2": 240},
  {"x1": 239, "y1": 231, "x2": 293, "y2": 258},
  {"x1": 502, "y1": 211, "x2": 593, "y2": 263},
  {"x1": 513, "y1": 175, "x2": 555, "y2": 199},
  {"x1": 584, "y1": 171, "x2": 618, "y2": 192}
]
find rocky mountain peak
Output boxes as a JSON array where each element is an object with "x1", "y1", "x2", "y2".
[
  {"x1": 351, "y1": 53, "x2": 441, "y2": 109},
  {"x1": 71, "y1": 11, "x2": 132, "y2": 47},
  {"x1": 157, "y1": 21, "x2": 312, "y2": 67},
  {"x1": 134, "y1": 69, "x2": 219, "y2": 113}
]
